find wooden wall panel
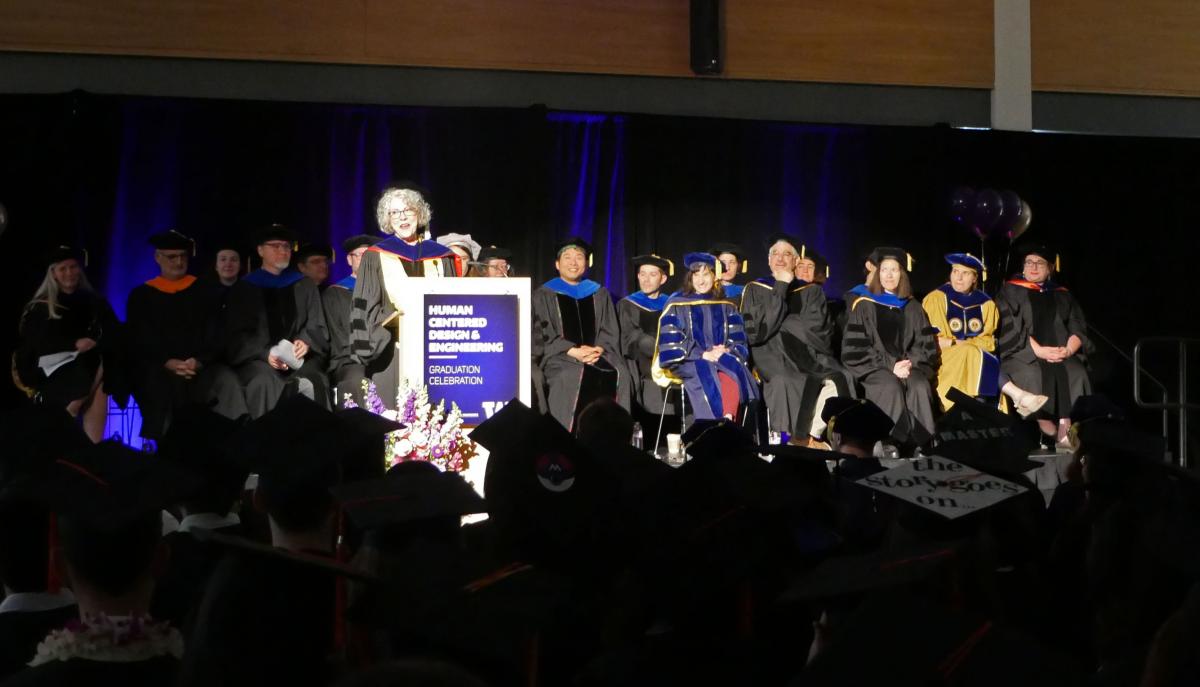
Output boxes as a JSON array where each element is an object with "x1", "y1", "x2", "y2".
[
  {"x1": 0, "y1": 0, "x2": 992, "y2": 89},
  {"x1": 0, "y1": 0, "x2": 365, "y2": 63},
  {"x1": 725, "y1": 0, "x2": 994, "y2": 88},
  {"x1": 1033, "y1": 0, "x2": 1200, "y2": 96},
  {"x1": 363, "y1": 1, "x2": 691, "y2": 76}
]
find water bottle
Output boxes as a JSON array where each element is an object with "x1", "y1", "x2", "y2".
[{"x1": 631, "y1": 422, "x2": 643, "y2": 450}]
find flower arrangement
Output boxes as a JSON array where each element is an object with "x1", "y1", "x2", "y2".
[
  {"x1": 343, "y1": 379, "x2": 476, "y2": 473},
  {"x1": 30, "y1": 613, "x2": 183, "y2": 665}
]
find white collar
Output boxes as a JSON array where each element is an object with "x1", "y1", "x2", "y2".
[
  {"x1": 0, "y1": 590, "x2": 76, "y2": 615},
  {"x1": 177, "y1": 512, "x2": 241, "y2": 534}
]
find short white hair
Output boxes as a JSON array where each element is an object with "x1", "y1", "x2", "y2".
[{"x1": 375, "y1": 187, "x2": 433, "y2": 235}]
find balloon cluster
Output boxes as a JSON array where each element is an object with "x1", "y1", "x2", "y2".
[{"x1": 949, "y1": 187, "x2": 1032, "y2": 241}]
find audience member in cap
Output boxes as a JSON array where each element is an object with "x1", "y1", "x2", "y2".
[
  {"x1": 741, "y1": 234, "x2": 854, "y2": 446},
  {"x1": 293, "y1": 243, "x2": 333, "y2": 290},
  {"x1": 181, "y1": 398, "x2": 350, "y2": 687},
  {"x1": 922, "y1": 252, "x2": 1048, "y2": 417},
  {"x1": 532, "y1": 237, "x2": 630, "y2": 430},
  {"x1": 223, "y1": 224, "x2": 331, "y2": 417},
  {"x1": 15, "y1": 246, "x2": 122, "y2": 442},
  {"x1": 841, "y1": 247, "x2": 938, "y2": 450},
  {"x1": 0, "y1": 407, "x2": 88, "y2": 678},
  {"x1": 619, "y1": 254, "x2": 677, "y2": 437},
  {"x1": 149, "y1": 405, "x2": 248, "y2": 630},
  {"x1": 656, "y1": 253, "x2": 759, "y2": 424},
  {"x1": 996, "y1": 243, "x2": 1091, "y2": 448},
  {"x1": 436, "y1": 233, "x2": 481, "y2": 265},
  {"x1": 323, "y1": 234, "x2": 395, "y2": 408},
  {"x1": 124, "y1": 230, "x2": 248, "y2": 439},
  {"x1": 709, "y1": 242, "x2": 748, "y2": 301},
  {"x1": 4, "y1": 441, "x2": 194, "y2": 686}
]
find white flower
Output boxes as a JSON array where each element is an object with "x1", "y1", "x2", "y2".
[{"x1": 394, "y1": 438, "x2": 414, "y2": 457}]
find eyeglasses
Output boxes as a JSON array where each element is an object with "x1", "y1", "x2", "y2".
[
  {"x1": 1024, "y1": 259, "x2": 1049, "y2": 268},
  {"x1": 388, "y1": 208, "x2": 417, "y2": 217},
  {"x1": 262, "y1": 241, "x2": 292, "y2": 251}
]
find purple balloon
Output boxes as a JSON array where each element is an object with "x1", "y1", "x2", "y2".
[
  {"x1": 995, "y1": 190, "x2": 1022, "y2": 235},
  {"x1": 949, "y1": 186, "x2": 975, "y2": 225},
  {"x1": 972, "y1": 188, "x2": 1004, "y2": 233}
]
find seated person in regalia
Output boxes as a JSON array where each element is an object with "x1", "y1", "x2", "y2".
[{"x1": 656, "y1": 253, "x2": 759, "y2": 422}]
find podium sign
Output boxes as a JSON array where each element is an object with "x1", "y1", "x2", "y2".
[
  {"x1": 424, "y1": 292, "x2": 519, "y2": 423},
  {"x1": 394, "y1": 278, "x2": 532, "y2": 426}
]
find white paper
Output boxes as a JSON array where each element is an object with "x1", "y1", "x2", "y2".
[
  {"x1": 37, "y1": 351, "x2": 78, "y2": 377},
  {"x1": 854, "y1": 456, "x2": 1028, "y2": 520},
  {"x1": 269, "y1": 339, "x2": 303, "y2": 369}
]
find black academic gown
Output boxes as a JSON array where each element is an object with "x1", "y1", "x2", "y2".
[
  {"x1": 995, "y1": 279, "x2": 1091, "y2": 418},
  {"x1": 0, "y1": 656, "x2": 178, "y2": 687},
  {"x1": 0, "y1": 603, "x2": 77, "y2": 680},
  {"x1": 151, "y1": 519, "x2": 246, "y2": 633},
  {"x1": 225, "y1": 269, "x2": 330, "y2": 417},
  {"x1": 125, "y1": 276, "x2": 248, "y2": 438},
  {"x1": 617, "y1": 292, "x2": 672, "y2": 416},
  {"x1": 740, "y1": 277, "x2": 852, "y2": 438},
  {"x1": 15, "y1": 290, "x2": 125, "y2": 408},
  {"x1": 346, "y1": 239, "x2": 459, "y2": 409},
  {"x1": 531, "y1": 279, "x2": 631, "y2": 431},
  {"x1": 322, "y1": 274, "x2": 398, "y2": 409},
  {"x1": 179, "y1": 548, "x2": 339, "y2": 687},
  {"x1": 841, "y1": 293, "x2": 939, "y2": 445}
]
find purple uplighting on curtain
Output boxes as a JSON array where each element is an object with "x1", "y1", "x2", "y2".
[
  {"x1": 106, "y1": 103, "x2": 182, "y2": 320},
  {"x1": 547, "y1": 112, "x2": 628, "y2": 293}
]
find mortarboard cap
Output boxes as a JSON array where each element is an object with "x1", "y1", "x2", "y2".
[
  {"x1": 800, "y1": 244, "x2": 831, "y2": 280},
  {"x1": 932, "y1": 389, "x2": 1040, "y2": 476},
  {"x1": 147, "y1": 229, "x2": 195, "y2": 253},
  {"x1": 709, "y1": 242, "x2": 749, "y2": 273},
  {"x1": 332, "y1": 470, "x2": 486, "y2": 531},
  {"x1": 631, "y1": 253, "x2": 674, "y2": 276},
  {"x1": 293, "y1": 242, "x2": 333, "y2": 262},
  {"x1": 781, "y1": 541, "x2": 961, "y2": 603},
  {"x1": 35, "y1": 440, "x2": 197, "y2": 532},
  {"x1": 477, "y1": 245, "x2": 512, "y2": 263},
  {"x1": 254, "y1": 223, "x2": 296, "y2": 246},
  {"x1": 554, "y1": 236, "x2": 593, "y2": 267},
  {"x1": 340, "y1": 234, "x2": 378, "y2": 254},
  {"x1": 1014, "y1": 242, "x2": 1060, "y2": 271},
  {"x1": 869, "y1": 246, "x2": 914, "y2": 272},
  {"x1": 1068, "y1": 393, "x2": 1125, "y2": 425},
  {"x1": 821, "y1": 397, "x2": 894, "y2": 445},
  {"x1": 802, "y1": 592, "x2": 1084, "y2": 686},
  {"x1": 44, "y1": 244, "x2": 87, "y2": 269},
  {"x1": 0, "y1": 405, "x2": 91, "y2": 495},
  {"x1": 157, "y1": 404, "x2": 247, "y2": 494},
  {"x1": 765, "y1": 233, "x2": 802, "y2": 254}
]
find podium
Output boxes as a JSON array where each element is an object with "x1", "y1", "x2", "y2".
[{"x1": 388, "y1": 277, "x2": 532, "y2": 426}]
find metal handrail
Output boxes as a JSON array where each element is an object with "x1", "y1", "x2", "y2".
[
  {"x1": 1090, "y1": 324, "x2": 1172, "y2": 442},
  {"x1": 1133, "y1": 336, "x2": 1200, "y2": 468}
]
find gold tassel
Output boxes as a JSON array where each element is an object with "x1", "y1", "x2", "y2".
[
  {"x1": 906, "y1": 253, "x2": 914, "y2": 272},
  {"x1": 661, "y1": 256, "x2": 675, "y2": 277},
  {"x1": 588, "y1": 254, "x2": 593, "y2": 268},
  {"x1": 825, "y1": 265, "x2": 831, "y2": 279},
  {"x1": 1055, "y1": 254, "x2": 1061, "y2": 272},
  {"x1": 800, "y1": 245, "x2": 807, "y2": 259},
  {"x1": 81, "y1": 248, "x2": 89, "y2": 268},
  {"x1": 741, "y1": 259, "x2": 748, "y2": 273}
]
